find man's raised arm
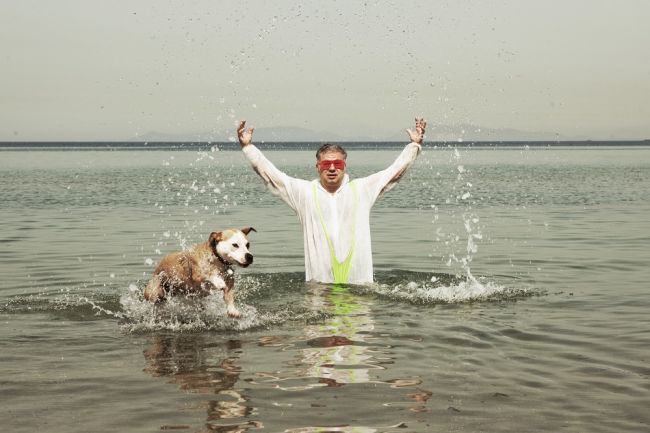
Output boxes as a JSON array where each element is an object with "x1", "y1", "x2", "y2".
[
  {"x1": 361, "y1": 117, "x2": 427, "y2": 201},
  {"x1": 237, "y1": 120, "x2": 302, "y2": 211}
]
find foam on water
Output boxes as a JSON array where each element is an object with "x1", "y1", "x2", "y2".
[
  {"x1": 369, "y1": 276, "x2": 532, "y2": 304},
  {"x1": 115, "y1": 271, "x2": 535, "y2": 333},
  {"x1": 0, "y1": 272, "x2": 537, "y2": 338},
  {"x1": 118, "y1": 280, "x2": 331, "y2": 334},
  {"x1": 121, "y1": 291, "x2": 268, "y2": 333}
]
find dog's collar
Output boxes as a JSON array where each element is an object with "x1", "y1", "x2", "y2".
[
  {"x1": 217, "y1": 254, "x2": 233, "y2": 269},
  {"x1": 210, "y1": 242, "x2": 234, "y2": 269}
]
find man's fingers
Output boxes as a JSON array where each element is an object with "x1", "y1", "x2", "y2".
[
  {"x1": 237, "y1": 120, "x2": 246, "y2": 133},
  {"x1": 415, "y1": 117, "x2": 427, "y2": 133}
]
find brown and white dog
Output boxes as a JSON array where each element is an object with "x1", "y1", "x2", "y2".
[{"x1": 143, "y1": 227, "x2": 256, "y2": 318}]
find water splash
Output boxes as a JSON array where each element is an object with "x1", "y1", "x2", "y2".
[
  {"x1": 366, "y1": 271, "x2": 533, "y2": 305},
  {"x1": 430, "y1": 146, "x2": 484, "y2": 283},
  {"x1": 372, "y1": 277, "x2": 528, "y2": 304},
  {"x1": 119, "y1": 291, "x2": 268, "y2": 333},
  {"x1": 118, "y1": 278, "x2": 330, "y2": 334},
  {"x1": 152, "y1": 148, "x2": 237, "y2": 255},
  {"x1": 1, "y1": 273, "x2": 537, "y2": 333}
]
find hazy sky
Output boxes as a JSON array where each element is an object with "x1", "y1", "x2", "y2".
[{"x1": 2, "y1": 0, "x2": 649, "y2": 141}]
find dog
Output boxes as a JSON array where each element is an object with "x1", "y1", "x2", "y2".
[{"x1": 143, "y1": 227, "x2": 256, "y2": 318}]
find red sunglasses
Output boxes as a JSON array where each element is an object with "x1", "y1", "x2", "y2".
[{"x1": 318, "y1": 159, "x2": 346, "y2": 171}]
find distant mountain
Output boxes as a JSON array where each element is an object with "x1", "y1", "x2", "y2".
[
  {"x1": 249, "y1": 126, "x2": 349, "y2": 143},
  {"x1": 135, "y1": 124, "x2": 585, "y2": 143},
  {"x1": 135, "y1": 127, "x2": 348, "y2": 143},
  {"x1": 383, "y1": 124, "x2": 583, "y2": 142}
]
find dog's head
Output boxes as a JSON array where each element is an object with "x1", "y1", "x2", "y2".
[{"x1": 209, "y1": 227, "x2": 256, "y2": 267}]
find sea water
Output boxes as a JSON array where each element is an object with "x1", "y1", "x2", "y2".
[{"x1": 1, "y1": 145, "x2": 649, "y2": 432}]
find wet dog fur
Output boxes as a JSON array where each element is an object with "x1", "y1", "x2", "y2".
[{"x1": 143, "y1": 227, "x2": 255, "y2": 318}]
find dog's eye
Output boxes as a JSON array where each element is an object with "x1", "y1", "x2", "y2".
[
  {"x1": 246, "y1": 242, "x2": 250, "y2": 248},
  {"x1": 232, "y1": 243, "x2": 239, "y2": 248}
]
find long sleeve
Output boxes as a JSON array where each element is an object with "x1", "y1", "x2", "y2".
[
  {"x1": 357, "y1": 142, "x2": 421, "y2": 206},
  {"x1": 241, "y1": 144, "x2": 308, "y2": 213}
]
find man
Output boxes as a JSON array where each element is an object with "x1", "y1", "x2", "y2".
[{"x1": 237, "y1": 117, "x2": 426, "y2": 285}]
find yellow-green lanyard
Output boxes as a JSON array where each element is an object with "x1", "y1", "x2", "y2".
[{"x1": 312, "y1": 181, "x2": 358, "y2": 284}]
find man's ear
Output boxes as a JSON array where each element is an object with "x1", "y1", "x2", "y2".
[
  {"x1": 209, "y1": 231, "x2": 223, "y2": 256},
  {"x1": 241, "y1": 227, "x2": 256, "y2": 236}
]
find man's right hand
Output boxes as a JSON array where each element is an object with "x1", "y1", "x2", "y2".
[
  {"x1": 406, "y1": 117, "x2": 427, "y2": 145},
  {"x1": 237, "y1": 120, "x2": 254, "y2": 148}
]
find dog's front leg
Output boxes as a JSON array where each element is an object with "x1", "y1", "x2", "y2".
[
  {"x1": 208, "y1": 274, "x2": 240, "y2": 318},
  {"x1": 223, "y1": 288, "x2": 241, "y2": 319}
]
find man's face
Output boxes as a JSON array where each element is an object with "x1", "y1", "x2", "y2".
[{"x1": 317, "y1": 151, "x2": 346, "y2": 192}]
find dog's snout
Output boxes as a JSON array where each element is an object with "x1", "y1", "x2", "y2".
[{"x1": 245, "y1": 253, "x2": 253, "y2": 263}]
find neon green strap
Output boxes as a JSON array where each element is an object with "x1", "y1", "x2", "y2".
[{"x1": 312, "y1": 181, "x2": 358, "y2": 284}]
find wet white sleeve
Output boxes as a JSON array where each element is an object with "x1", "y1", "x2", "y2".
[
  {"x1": 242, "y1": 145, "x2": 306, "y2": 212},
  {"x1": 358, "y1": 142, "x2": 421, "y2": 205}
]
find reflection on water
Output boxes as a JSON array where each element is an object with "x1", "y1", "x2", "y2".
[
  {"x1": 140, "y1": 284, "x2": 434, "y2": 432},
  {"x1": 253, "y1": 283, "x2": 432, "y2": 431},
  {"x1": 143, "y1": 334, "x2": 261, "y2": 432},
  {"x1": 301, "y1": 284, "x2": 376, "y2": 387}
]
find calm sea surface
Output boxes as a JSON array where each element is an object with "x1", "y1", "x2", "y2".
[{"x1": 1, "y1": 146, "x2": 649, "y2": 432}]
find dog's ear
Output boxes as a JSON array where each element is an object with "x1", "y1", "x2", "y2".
[
  {"x1": 241, "y1": 227, "x2": 256, "y2": 236},
  {"x1": 209, "y1": 231, "x2": 224, "y2": 243},
  {"x1": 209, "y1": 231, "x2": 223, "y2": 256}
]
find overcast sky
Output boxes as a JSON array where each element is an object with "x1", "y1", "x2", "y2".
[{"x1": 2, "y1": 0, "x2": 649, "y2": 141}]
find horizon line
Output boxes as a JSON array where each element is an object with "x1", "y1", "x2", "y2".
[{"x1": 1, "y1": 139, "x2": 649, "y2": 150}]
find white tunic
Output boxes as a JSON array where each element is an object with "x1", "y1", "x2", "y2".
[{"x1": 242, "y1": 143, "x2": 421, "y2": 284}]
